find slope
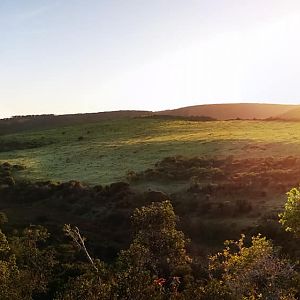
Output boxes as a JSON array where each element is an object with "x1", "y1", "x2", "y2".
[
  {"x1": 276, "y1": 106, "x2": 300, "y2": 120},
  {"x1": 156, "y1": 103, "x2": 297, "y2": 120},
  {"x1": 0, "y1": 110, "x2": 152, "y2": 135}
]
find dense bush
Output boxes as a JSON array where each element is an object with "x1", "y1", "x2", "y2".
[
  {"x1": 0, "y1": 197, "x2": 298, "y2": 299},
  {"x1": 1, "y1": 156, "x2": 300, "y2": 298},
  {"x1": 279, "y1": 188, "x2": 300, "y2": 238}
]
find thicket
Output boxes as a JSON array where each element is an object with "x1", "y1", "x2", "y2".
[
  {"x1": 0, "y1": 157, "x2": 298, "y2": 260},
  {"x1": 128, "y1": 156, "x2": 300, "y2": 190},
  {"x1": 0, "y1": 196, "x2": 299, "y2": 299},
  {"x1": 1, "y1": 158, "x2": 300, "y2": 298}
]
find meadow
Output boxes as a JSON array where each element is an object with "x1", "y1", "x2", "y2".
[{"x1": 1, "y1": 118, "x2": 300, "y2": 186}]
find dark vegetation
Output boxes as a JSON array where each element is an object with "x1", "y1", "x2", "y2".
[
  {"x1": 1, "y1": 116, "x2": 300, "y2": 298},
  {"x1": 0, "y1": 193, "x2": 299, "y2": 299},
  {"x1": 1, "y1": 155, "x2": 299, "y2": 260},
  {"x1": 0, "y1": 162, "x2": 25, "y2": 185},
  {"x1": 129, "y1": 155, "x2": 300, "y2": 194},
  {"x1": 0, "y1": 139, "x2": 54, "y2": 152},
  {"x1": 129, "y1": 155, "x2": 300, "y2": 207}
]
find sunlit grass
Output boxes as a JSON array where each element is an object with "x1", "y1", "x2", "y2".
[{"x1": 1, "y1": 119, "x2": 300, "y2": 185}]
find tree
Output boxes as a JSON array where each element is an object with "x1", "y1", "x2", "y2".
[
  {"x1": 279, "y1": 187, "x2": 300, "y2": 237},
  {"x1": 116, "y1": 243, "x2": 162, "y2": 300},
  {"x1": 0, "y1": 222, "x2": 21, "y2": 300},
  {"x1": 9, "y1": 225, "x2": 57, "y2": 298},
  {"x1": 55, "y1": 261, "x2": 112, "y2": 300},
  {"x1": 129, "y1": 200, "x2": 191, "y2": 276},
  {"x1": 115, "y1": 200, "x2": 192, "y2": 299},
  {"x1": 63, "y1": 224, "x2": 98, "y2": 271},
  {"x1": 0, "y1": 214, "x2": 57, "y2": 299},
  {"x1": 56, "y1": 225, "x2": 113, "y2": 300},
  {"x1": 208, "y1": 234, "x2": 297, "y2": 299}
]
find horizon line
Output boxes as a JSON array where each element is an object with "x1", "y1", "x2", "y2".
[{"x1": 1, "y1": 102, "x2": 300, "y2": 120}]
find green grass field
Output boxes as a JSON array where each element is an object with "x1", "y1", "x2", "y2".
[{"x1": 1, "y1": 118, "x2": 300, "y2": 185}]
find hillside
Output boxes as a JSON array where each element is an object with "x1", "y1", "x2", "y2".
[
  {"x1": 1, "y1": 117, "x2": 300, "y2": 298},
  {"x1": 0, "y1": 110, "x2": 151, "y2": 135},
  {"x1": 156, "y1": 103, "x2": 297, "y2": 120},
  {"x1": 2, "y1": 104, "x2": 299, "y2": 136},
  {"x1": 0, "y1": 116, "x2": 300, "y2": 264},
  {"x1": 2, "y1": 118, "x2": 300, "y2": 185},
  {"x1": 275, "y1": 106, "x2": 300, "y2": 120}
]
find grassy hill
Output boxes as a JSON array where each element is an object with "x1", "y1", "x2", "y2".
[
  {"x1": 1, "y1": 103, "x2": 299, "y2": 136},
  {"x1": 157, "y1": 103, "x2": 297, "y2": 120},
  {"x1": 1, "y1": 117, "x2": 300, "y2": 186},
  {"x1": 0, "y1": 110, "x2": 151, "y2": 135},
  {"x1": 275, "y1": 106, "x2": 300, "y2": 120}
]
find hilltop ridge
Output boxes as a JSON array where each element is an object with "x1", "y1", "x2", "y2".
[
  {"x1": 275, "y1": 106, "x2": 300, "y2": 120},
  {"x1": 1, "y1": 103, "x2": 300, "y2": 135},
  {"x1": 0, "y1": 110, "x2": 152, "y2": 134},
  {"x1": 156, "y1": 103, "x2": 297, "y2": 120}
]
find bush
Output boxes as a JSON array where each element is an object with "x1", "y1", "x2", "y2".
[{"x1": 279, "y1": 187, "x2": 300, "y2": 238}]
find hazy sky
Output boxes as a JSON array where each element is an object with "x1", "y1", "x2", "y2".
[{"x1": 1, "y1": 0, "x2": 300, "y2": 118}]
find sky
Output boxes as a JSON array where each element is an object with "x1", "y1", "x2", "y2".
[{"x1": 1, "y1": 0, "x2": 300, "y2": 118}]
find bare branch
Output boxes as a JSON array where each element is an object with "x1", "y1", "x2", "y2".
[{"x1": 63, "y1": 224, "x2": 98, "y2": 271}]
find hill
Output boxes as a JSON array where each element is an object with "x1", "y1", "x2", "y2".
[
  {"x1": 2, "y1": 118, "x2": 300, "y2": 185},
  {"x1": 1, "y1": 103, "x2": 299, "y2": 136},
  {"x1": 275, "y1": 106, "x2": 300, "y2": 120},
  {"x1": 156, "y1": 103, "x2": 297, "y2": 120},
  {"x1": 0, "y1": 110, "x2": 151, "y2": 135}
]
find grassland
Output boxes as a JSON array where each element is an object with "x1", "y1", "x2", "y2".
[{"x1": 1, "y1": 118, "x2": 300, "y2": 185}]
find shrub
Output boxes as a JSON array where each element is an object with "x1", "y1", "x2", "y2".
[
  {"x1": 279, "y1": 187, "x2": 300, "y2": 238},
  {"x1": 209, "y1": 234, "x2": 297, "y2": 299}
]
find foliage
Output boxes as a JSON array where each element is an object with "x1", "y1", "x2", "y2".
[
  {"x1": 10, "y1": 225, "x2": 57, "y2": 293},
  {"x1": 56, "y1": 261, "x2": 112, "y2": 300},
  {"x1": 63, "y1": 224, "x2": 97, "y2": 270},
  {"x1": 0, "y1": 215, "x2": 57, "y2": 299},
  {"x1": 130, "y1": 200, "x2": 191, "y2": 276},
  {"x1": 116, "y1": 243, "x2": 161, "y2": 299},
  {"x1": 114, "y1": 200, "x2": 191, "y2": 299},
  {"x1": 0, "y1": 225, "x2": 21, "y2": 300},
  {"x1": 2, "y1": 118, "x2": 300, "y2": 298},
  {"x1": 0, "y1": 182, "x2": 299, "y2": 298},
  {"x1": 279, "y1": 187, "x2": 300, "y2": 237},
  {"x1": 209, "y1": 234, "x2": 297, "y2": 299}
]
